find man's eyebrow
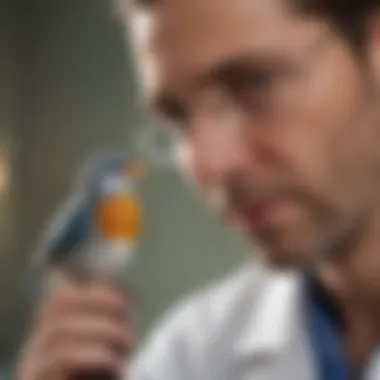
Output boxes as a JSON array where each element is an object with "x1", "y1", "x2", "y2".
[
  {"x1": 197, "y1": 51, "x2": 287, "y2": 87},
  {"x1": 152, "y1": 51, "x2": 285, "y2": 120}
]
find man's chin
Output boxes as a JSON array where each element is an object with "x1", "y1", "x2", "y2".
[
  {"x1": 265, "y1": 251, "x2": 311, "y2": 269},
  {"x1": 225, "y1": 215, "x2": 318, "y2": 268},
  {"x1": 246, "y1": 234, "x2": 315, "y2": 269}
]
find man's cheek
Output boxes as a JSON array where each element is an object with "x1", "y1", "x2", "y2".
[
  {"x1": 175, "y1": 136, "x2": 211, "y2": 188},
  {"x1": 175, "y1": 140, "x2": 228, "y2": 212},
  {"x1": 175, "y1": 138, "x2": 195, "y2": 183}
]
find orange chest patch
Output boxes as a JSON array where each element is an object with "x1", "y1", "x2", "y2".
[{"x1": 96, "y1": 195, "x2": 142, "y2": 241}]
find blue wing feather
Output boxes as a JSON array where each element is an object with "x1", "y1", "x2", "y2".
[{"x1": 45, "y1": 198, "x2": 94, "y2": 265}]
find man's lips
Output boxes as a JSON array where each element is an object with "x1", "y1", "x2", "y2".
[{"x1": 232, "y1": 199, "x2": 290, "y2": 232}]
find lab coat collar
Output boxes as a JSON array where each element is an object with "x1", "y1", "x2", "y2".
[{"x1": 233, "y1": 266, "x2": 303, "y2": 358}]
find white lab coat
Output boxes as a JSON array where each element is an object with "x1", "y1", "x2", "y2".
[{"x1": 128, "y1": 262, "x2": 380, "y2": 380}]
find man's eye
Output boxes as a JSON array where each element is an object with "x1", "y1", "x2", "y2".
[
  {"x1": 155, "y1": 95, "x2": 189, "y2": 125},
  {"x1": 245, "y1": 71, "x2": 276, "y2": 92},
  {"x1": 225, "y1": 68, "x2": 279, "y2": 103}
]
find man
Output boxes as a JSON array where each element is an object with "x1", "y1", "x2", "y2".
[{"x1": 16, "y1": 0, "x2": 380, "y2": 379}]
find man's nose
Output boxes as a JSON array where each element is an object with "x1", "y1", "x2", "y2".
[{"x1": 190, "y1": 109, "x2": 252, "y2": 188}]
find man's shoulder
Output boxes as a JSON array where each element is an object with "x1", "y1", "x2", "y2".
[
  {"x1": 150, "y1": 260, "x2": 268, "y2": 338},
  {"x1": 129, "y1": 261, "x2": 271, "y2": 379}
]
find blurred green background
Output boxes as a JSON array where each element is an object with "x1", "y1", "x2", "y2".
[{"x1": 0, "y1": 0, "x2": 249, "y2": 375}]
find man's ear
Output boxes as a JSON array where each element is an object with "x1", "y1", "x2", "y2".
[{"x1": 367, "y1": 11, "x2": 380, "y2": 87}]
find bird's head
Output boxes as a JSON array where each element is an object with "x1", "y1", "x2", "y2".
[{"x1": 83, "y1": 151, "x2": 147, "y2": 200}]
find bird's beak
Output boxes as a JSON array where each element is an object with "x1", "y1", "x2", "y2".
[{"x1": 128, "y1": 162, "x2": 147, "y2": 181}]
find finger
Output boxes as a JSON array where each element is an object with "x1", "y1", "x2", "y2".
[
  {"x1": 43, "y1": 317, "x2": 136, "y2": 355},
  {"x1": 44, "y1": 345, "x2": 123, "y2": 379},
  {"x1": 38, "y1": 283, "x2": 130, "y2": 325}
]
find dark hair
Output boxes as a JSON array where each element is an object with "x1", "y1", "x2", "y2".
[
  {"x1": 297, "y1": 0, "x2": 380, "y2": 48},
  {"x1": 129, "y1": 0, "x2": 380, "y2": 48}
]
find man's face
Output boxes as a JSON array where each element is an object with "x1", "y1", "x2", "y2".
[{"x1": 132, "y1": 0, "x2": 380, "y2": 266}]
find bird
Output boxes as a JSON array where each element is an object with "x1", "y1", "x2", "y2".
[{"x1": 35, "y1": 150, "x2": 146, "y2": 281}]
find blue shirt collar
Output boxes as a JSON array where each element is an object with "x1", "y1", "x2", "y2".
[{"x1": 304, "y1": 273, "x2": 351, "y2": 380}]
